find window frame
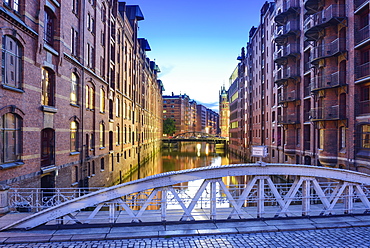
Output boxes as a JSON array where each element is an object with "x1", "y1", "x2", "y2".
[
  {"x1": 0, "y1": 112, "x2": 22, "y2": 164},
  {"x1": 41, "y1": 67, "x2": 55, "y2": 107},
  {"x1": 2, "y1": 35, "x2": 23, "y2": 89},
  {"x1": 70, "y1": 121, "x2": 78, "y2": 152},
  {"x1": 70, "y1": 72, "x2": 78, "y2": 105}
]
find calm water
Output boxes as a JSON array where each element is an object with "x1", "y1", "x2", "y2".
[{"x1": 126, "y1": 142, "x2": 246, "y2": 182}]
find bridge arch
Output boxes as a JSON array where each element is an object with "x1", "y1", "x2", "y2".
[{"x1": 3, "y1": 164, "x2": 370, "y2": 230}]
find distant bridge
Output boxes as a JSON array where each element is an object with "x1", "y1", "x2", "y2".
[
  {"x1": 162, "y1": 132, "x2": 227, "y2": 143},
  {"x1": 3, "y1": 164, "x2": 370, "y2": 231}
]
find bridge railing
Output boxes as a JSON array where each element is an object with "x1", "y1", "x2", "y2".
[{"x1": 3, "y1": 164, "x2": 370, "y2": 230}]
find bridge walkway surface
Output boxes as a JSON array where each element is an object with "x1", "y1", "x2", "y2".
[{"x1": 1, "y1": 210, "x2": 370, "y2": 245}]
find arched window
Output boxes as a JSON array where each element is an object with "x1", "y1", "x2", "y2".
[
  {"x1": 0, "y1": 113, "x2": 22, "y2": 163},
  {"x1": 41, "y1": 68, "x2": 55, "y2": 106},
  {"x1": 116, "y1": 97, "x2": 120, "y2": 117},
  {"x1": 70, "y1": 121, "x2": 78, "y2": 152},
  {"x1": 99, "y1": 122, "x2": 105, "y2": 148},
  {"x1": 70, "y1": 73, "x2": 78, "y2": 105},
  {"x1": 44, "y1": 7, "x2": 55, "y2": 46},
  {"x1": 2, "y1": 35, "x2": 22, "y2": 89},
  {"x1": 100, "y1": 88, "x2": 105, "y2": 112}
]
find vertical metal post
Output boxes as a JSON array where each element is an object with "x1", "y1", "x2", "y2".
[
  {"x1": 257, "y1": 178, "x2": 265, "y2": 218},
  {"x1": 210, "y1": 180, "x2": 217, "y2": 220},
  {"x1": 161, "y1": 188, "x2": 167, "y2": 222},
  {"x1": 302, "y1": 179, "x2": 311, "y2": 216},
  {"x1": 344, "y1": 184, "x2": 353, "y2": 214},
  {"x1": 109, "y1": 203, "x2": 115, "y2": 223}
]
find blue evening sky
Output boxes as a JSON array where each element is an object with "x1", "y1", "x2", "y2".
[{"x1": 125, "y1": 0, "x2": 267, "y2": 111}]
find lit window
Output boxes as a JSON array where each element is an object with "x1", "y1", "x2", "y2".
[
  {"x1": 100, "y1": 88, "x2": 105, "y2": 112},
  {"x1": 116, "y1": 97, "x2": 119, "y2": 117},
  {"x1": 41, "y1": 68, "x2": 55, "y2": 106},
  {"x1": 2, "y1": 35, "x2": 22, "y2": 89},
  {"x1": 0, "y1": 113, "x2": 22, "y2": 163},
  {"x1": 99, "y1": 123, "x2": 105, "y2": 147},
  {"x1": 361, "y1": 125, "x2": 370, "y2": 149},
  {"x1": 70, "y1": 121, "x2": 78, "y2": 152},
  {"x1": 4, "y1": 0, "x2": 19, "y2": 12},
  {"x1": 70, "y1": 73, "x2": 78, "y2": 104}
]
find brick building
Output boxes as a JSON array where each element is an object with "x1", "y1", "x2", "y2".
[
  {"x1": 0, "y1": 1, "x2": 163, "y2": 189},
  {"x1": 225, "y1": 0, "x2": 370, "y2": 172},
  {"x1": 163, "y1": 94, "x2": 219, "y2": 136}
]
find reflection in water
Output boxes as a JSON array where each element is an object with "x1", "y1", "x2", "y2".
[
  {"x1": 125, "y1": 142, "x2": 246, "y2": 183},
  {"x1": 123, "y1": 142, "x2": 248, "y2": 210}
]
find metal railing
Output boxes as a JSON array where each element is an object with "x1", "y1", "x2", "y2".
[
  {"x1": 310, "y1": 105, "x2": 344, "y2": 120},
  {"x1": 356, "y1": 25, "x2": 370, "y2": 45},
  {"x1": 310, "y1": 38, "x2": 346, "y2": 62},
  {"x1": 278, "y1": 90, "x2": 297, "y2": 103},
  {"x1": 310, "y1": 71, "x2": 346, "y2": 91},
  {"x1": 274, "y1": 43, "x2": 300, "y2": 62},
  {"x1": 3, "y1": 164, "x2": 370, "y2": 230},
  {"x1": 355, "y1": 62, "x2": 370, "y2": 80},
  {"x1": 355, "y1": 0, "x2": 369, "y2": 10},
  {"x1": 311, "y1": 4, "x2": 347, "y2": 27},
  {"x1": 278, "y1": 113, "x2": 299, "y2": 124}
]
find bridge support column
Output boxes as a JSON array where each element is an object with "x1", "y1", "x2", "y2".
[{"x1": 0, "y1": 185, "x2": 9, "y2": 214}]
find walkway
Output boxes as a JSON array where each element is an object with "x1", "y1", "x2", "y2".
[{"x1": 2, "y1": 214, "x2": 370, "y2": 246}]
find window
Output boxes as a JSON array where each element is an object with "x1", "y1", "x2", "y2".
[
  {"x1": 0, "y1": 113, "x2": 21, "y2": 164},
  {"x1": 71, "y1": 28, "x2": 78, "y2": 56},
  {"x1": 361, "y1": 125, "x2": 370, "y2": 149},
  {"x1": 4, "y1": 0, "x2": 19, "y2": 12},
  {"x1": 360, "y1": 85, "x2": 370, "y2": 114},
  {"x1": 70, "y1": 73, "x2": 78, "y2": 105},
  {"x1": 101, "y1": 4, "x2": 106, "y2": 22},
  {"x1": 44, "y1": 8, "x2": 54, "y2": 45},
  {"x1": 340, "y1": 126, "x2": 346, "y2": 149},
  {"x1": 99, "y1": 123, "x2": 105, "y2": 147},
  {"x1": 109, "y1": 131, "x2": 113, "y2": 151},
  {"x1": 2, "y1": 35, "x2": 22, "y2": 89},
  {"x1": 72, "y1": 0, "x2": 78, "y2": 14},
  {"x1": 70, "y1": 121, "x2": 78, "y2": 152},
  {"x1": 90, "y1": 133, "x2": 94, "y2": 150},
  {"x1": 89, "y1": 86, "x2": 94, "y2": 110},
  {"x1": 41, "y1": 128, "x2": 55, "y2": 167},
  {"x1": 86, "y1": 43, "x2": 94, "y2": 69},
  {"x1": 319, "y1": 129, "x2": 324, "y2": 149},
  {"x1": 100, "y1": 157, "x2": 104, "y2": 170},
  {"x1": 41, "y1": 68, "x2": 55, "y2": 106},
  {"x1": 116, "y1": 97, "x2": 119, "y2": 117},
  {"x1": 116, "y1": 125, "x2": 120, "y2": 145},
  {"x1": 100, "y1": 88, "x2": 105, "y2": 112}
]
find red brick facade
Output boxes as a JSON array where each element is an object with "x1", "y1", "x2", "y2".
[
  {"x1": 225, "y1": 0, "x2": 370, "y2": 172},
  {"x1": 0, "y1": 1, "x2": 163, "y2": 189}
]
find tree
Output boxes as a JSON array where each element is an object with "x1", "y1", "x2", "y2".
[{"x1": 163, "y1": 118, "x2": 176, "y2": 136}]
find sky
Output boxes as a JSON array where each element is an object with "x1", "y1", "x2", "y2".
[{"x1": 125, "y1": 0, "x2": 268, "y2": 111}]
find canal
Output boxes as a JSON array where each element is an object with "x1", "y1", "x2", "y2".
[{"x1": 125, "y1": 142, "x2": 246, "y2": 183}]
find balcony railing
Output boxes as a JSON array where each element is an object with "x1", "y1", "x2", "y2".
[
  {"x1": 310, "y1": 38, "x2": 346, "y2": 63},
  {"x1": 278, "y1": 90, "x2": 297, "y2": 103},
  {"x1": 274, "y1": 67, "x2": 299, "y2": 84},
  {"x1": 304, "y1": 61, "x2": 312, "y2": 73},
  {"x1": 355, "y1": 62, "x2": 370, "y2": 81},
  {"x1": 360, "y1": 99, "x2": 370, "y2": 115},
  {"x1": 275, "y1": 0, "x2": 300, "y2": 25},
  {"x1": 274, "y1": 43, "x2": 300, "y2": 63},
  {"x1": 355, "y1": 25, "x2": 370, "y2": 46},
  {"x1": 304, "y1": 0, "x2": 322, "y2": 15},
  {"x1": 274, "y1": 21, "x2": 300, "y2": 44},
  {"x1": 304, "y1": 5, "x2": 347, "y2": 39},
  {"x1": 311, "y1": 71, "x2": 346, "y2": 91},
  {"x1": 309, "y1": 105, "x2": 345, "y2": 121},
  {"x1": 355, "y1": 0, "x2": 369, "y2": 10},
  {"x1": 278, "y1": 113, "x2": 299, "y2": 125}
]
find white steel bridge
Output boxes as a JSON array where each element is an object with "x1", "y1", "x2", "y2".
[{"x1": 3, "y1": 163, "x2": 370, "y2": 231}]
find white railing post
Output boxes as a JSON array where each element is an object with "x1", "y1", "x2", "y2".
[
  {"x1": 0, "y1": 185, "x2": 9, "y2": 214},
  {"x1": 257, "y1": 178, "x2": 265, "y2": 218},
  {"x1": 161, "y1": 187, "x2": 167, "y2": 222},
  {"x1": 302, "y1": 178, "x2": 311, "y2": 216},
  {"x1": 210, "y1": 179, "x2": 217, "y2": 220}
]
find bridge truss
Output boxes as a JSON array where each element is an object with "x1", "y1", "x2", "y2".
[{"x1": 3, "y1": 164, "x2": 370, "y2": 230}]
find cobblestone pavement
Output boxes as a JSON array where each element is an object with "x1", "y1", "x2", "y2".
[{"x1": 1, "y1": 227, "x2": 370, "y2": 248}]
